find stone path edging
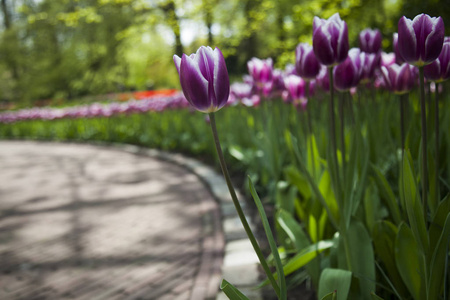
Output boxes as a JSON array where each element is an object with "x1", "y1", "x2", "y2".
[{"x1": 101, "y1": 143, "x2": 263, "y2": 300}]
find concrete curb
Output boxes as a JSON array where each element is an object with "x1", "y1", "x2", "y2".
[{"x1": 100, "y1": 144, "x2": 263, "y2": 300}]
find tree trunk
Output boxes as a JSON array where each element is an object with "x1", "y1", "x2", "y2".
[
  {"x1": 161, "y1": 0, "x2": 184, "y2": 57},
  {"x1": 203, "y1": 0, "x2": 213, "y2": 46}
]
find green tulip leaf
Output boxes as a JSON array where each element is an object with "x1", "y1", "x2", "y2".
[
  {"x1": 318, "y1": 268, "x2": 352, "y2": 300},
  {"x1": 321, "y1": 291, "x2": 337, "y2": 300},
  {"x1": 220, "y1": 279, "x2": 250, "y2": 300},
  {"x1": 395, "y1": 223, "x2": 426, "y2": 300},
  {"x1": 371, "y1": 164, "x2": 402, "y2": 224},
  {"x1": 428, "y1": 213, "x2": 450, "y2": 300},
  {"x1": 340, "y1": 219, "x2": 376, "y2": 298},
  {"x1": 370, "y1": 292, "x2": 384, "y2": 300},
  {"x1": 400, "y1": 150, "x2": 429, "y2": 255},
  {"x1": 372, "y1": 220, "x2": 408, "y2": 298},
  {"x1": 249, "y1": 177, "x2": 287, "y2": 300}
]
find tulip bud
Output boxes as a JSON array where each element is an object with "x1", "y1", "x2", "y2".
[
  {"x1": 247, "y1": 57, "x2": 274, "y2": 84},
  {"x1": 173, "y1": 46, "x2": 230, "y2": 113},
  {"x1": 316, "y1": 65, "x2": 330, "y2": 92},
  {"x1": 247, "y1": 57, "x2": 274, "y2": 96},
  {"x1": 284, "y1": 75, "x2": 307, "y2": 110},
  {"x1": 333, "y1": 48, "x2": 362, "y2": 91},
  {"x1": 381, "y1": 63, "x2": 417, "y2": 94},
  {"x1": 313, "y1": 13, "x2": 349, "y2": 66},
  {"x1": 284, "y1": 75, "x2": 306, "y2": 101},
  {"x1": 360, "y1": 52, "x2": 381, "y2": 82},
  {"x1": 424, "y1": 39, "x2": 450, "y2": 82},
  {"x1": 397, "y1": 14, "x2": 445, "y2": 66},
  {"x1": 295, "y1": 43, "x2": 321, "y2": 80},
  {"x1": 359, "y1": 28, "x2": 382, "y2": 54}
]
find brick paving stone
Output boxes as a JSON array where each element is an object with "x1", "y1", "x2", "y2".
[{"x1": 0, "y1": 141, "x2": 224, "y2": 300}]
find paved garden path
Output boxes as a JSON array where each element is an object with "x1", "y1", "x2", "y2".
[{"x1": 0, "y1": 141, "x2": 223, "y2": 300}]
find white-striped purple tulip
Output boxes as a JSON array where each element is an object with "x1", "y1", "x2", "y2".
[
  {"x1": 381, "y1": 63, "x2": 417, "y2": 94},
  {"x1": 295, "y1": 43, "x2": 321, "y2": 80},
  {"x1": 247, "y1": 57, "x2": 274, "y2": 84},
  {"x1": 333, "y1": 48, "x2": 362, "y2": 91},
  {"x1": 397, "y1": 14, "x2": 445, "y2": 66},
  {"x1": 284, "y1": 75, "x2": 306, "y2": 101},
  {"x1": 359, "y1": 28, "x2": 382, "y2": 54},
  {"x1": 272, "y1": 69, "x2": 286, "y2": 91},
  {"x1": 424, "y1": 38, "x2": 450, "y2": 82},
  {"x1": 313, "y1": 13, "x2": 349, "y2": 66},
  {"x1": 230, "y1": 82, "x2": 253, "y2": 99},
  {"x1": 316, "y1": 65, "x2": 330, "y2": 92},
  {"x1": 360, "y1": 52, "x2": 381, "y2": 83},
  {"x1": 173, "y1": 46, "x2": 230, "y2": 113},
  {"x1": 284, "y1": 75, "x2": 307, "y2": 110}
]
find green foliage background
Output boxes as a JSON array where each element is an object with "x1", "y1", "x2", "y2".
[{"x1": 0, "y1": 0, "x2": 449, "y2": 105}]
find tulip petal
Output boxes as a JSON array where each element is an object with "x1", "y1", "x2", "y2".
[
  {"x1": 213, "y1": 47, "x2": 230, "y2": 110},
  {"x1": 424, "y1": 17, "x2": 445, "y2": 64},
  {"x1": 336, "y1": 21, "x2": 349, "y2": 63},
  {"x1": 397, "y1": 64, "x2": 413, "y2": 92},
  {"x1": 424, "y1": 60, "x2": 441, "y2": 81},
  {"x1": 173, "y1": 55, "x2": 181, "y2": 75},
  {"x1": 179, "y1": 54, "x2": 210, "y2": 112},
  {"x1": 313, "y1": 16, "x2": 325, "y2": 34},
  {"x1": 398, "y1": 16, "x2": 418, "y2": 63},
  {"x1": 313, "y1": 28, "x2": 334, "y2": 65},
  {"x1": 380, "y1": 66, "x2": 392, "y2": 90}
]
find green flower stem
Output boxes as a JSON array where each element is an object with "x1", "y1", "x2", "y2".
[
  {"x1": 307, "y1": 109, "x2": 317, "y2": 180},
  {"x1": 418, "y1": 66, "x2": 428, "y2": 219},
  {"x1": 434, "y1": 82, "x2": 440, "y2": 204},
  {"x1": 208, "y1": 112, "x2": 281, "y2": 298},
  {"x1": 328, "y1": 67, "x2": 342, "y2": 199},
  {"x1": 339, "y1": 91, "x2": 346, "y2": 178},
  {"x1": 399, "y1": 93, "x2": 406, "y2": 151}
]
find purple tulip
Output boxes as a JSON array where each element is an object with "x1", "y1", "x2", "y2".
[
  {"x1": 284, "y1": 75, "x2": 307, "y2": 110},
  {"x1": 424, "y1": 39, "x2": 450, "y2": 82},
  {"x1": 397, "y1": 14, "x2": 445, "y2": 66},
  {"x1": 381, "y1": 63, "x2": 417, "y2": 94},
  {"x1": 272, "y1": 69, "x2": 286, "y2": 91},
  {"x1": 173, "y1": 46, "x2": 229, "y2": 113},
  {"x1": 316, "y1": 65, "x2": 330, "y2": 92},
  {"x1": 333, "y1": 48, "x2": 362, "y2": 91},
  {"x1": 284, "y1": 75, "x2": 306, "y2": 100},
  {"x1": 247, "y1": 57, "x2": 274, "y2": 96},
  {"x1": 230, "y1": 82, "x2": 253, "y2": 99},
  {"x1": 359, "y1": 28, "x2": 382, "y2": 53},
  {"x1": 241, "y1": 95, "x2": 261, "y2": 107},
  {"x1": 247, "y1": 57, "x2": 274, "y2": 84},
  {"x1": 295, "y1": 43, "x2": 321, "y2": 80},
  {"x1": 360, "y1": 52, "x2": 381, "y2": 82},
  {"x1": 313, "y1": 13, "x2": 349, "y2": 66}
]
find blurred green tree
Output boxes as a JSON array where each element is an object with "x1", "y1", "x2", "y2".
[{"x1": 0, "y1": 0, "x2": 448, "y2": 105}]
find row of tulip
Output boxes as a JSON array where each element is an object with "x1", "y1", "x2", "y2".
[
  {"x1": 173, "y1": 12, "x2": 449, "y2": 300},
  {"x1": 0, "y1": 93, "x2": 189, "y2": 124},
  {"x1": 230, "y1": 17, "x2": 449, "y2": 109}
]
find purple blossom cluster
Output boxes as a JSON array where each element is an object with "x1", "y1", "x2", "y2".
[
  {"x1": 0, "y1": 93, "x2": 189, "y2": 124},
  {"x1": 226, "y1": 13, "x2": 449, "y2": 109}
]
